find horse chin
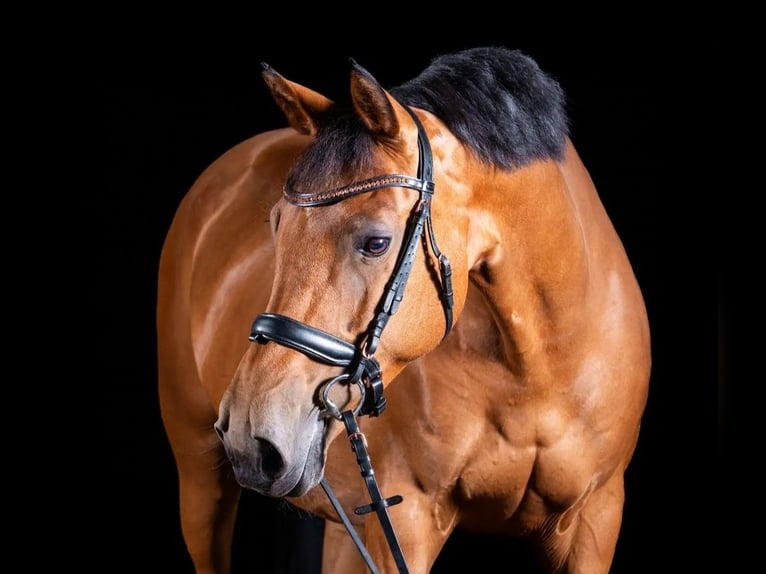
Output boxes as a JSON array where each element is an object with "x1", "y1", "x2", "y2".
[{"x1": 283, "y1": 428, "x2": 327, "y2": 497}]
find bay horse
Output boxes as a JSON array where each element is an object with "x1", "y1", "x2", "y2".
[{"x1": 157, "y1": 46, "x2": 651, "y2": 573}]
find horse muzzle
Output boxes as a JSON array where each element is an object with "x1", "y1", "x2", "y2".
[{"x1": 214, "y1": 394, "x2": 328, "y2": 497}]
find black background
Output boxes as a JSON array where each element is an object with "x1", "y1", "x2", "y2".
[{"x1": 104, "y1": 27, "x2": 716, "y2": 574}]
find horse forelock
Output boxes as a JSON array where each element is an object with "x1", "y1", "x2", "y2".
[
  {"x1": 285, "y1": 112, "x2": 378, "y2": 197},
  {"x1": 391, "y1": 46, "x2": 569, "y2": 170}
]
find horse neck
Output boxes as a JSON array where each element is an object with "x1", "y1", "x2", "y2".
[{"x1": 464, "y1": 141, "x2": 601, "y2": 376}]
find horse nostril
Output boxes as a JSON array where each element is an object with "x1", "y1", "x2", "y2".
[
  {"x1": 255, "y1": 437, "x2": 284, "y2": 476},
  {"x1": 214, "y1": 415, "x2": 228, "y2": 441}
]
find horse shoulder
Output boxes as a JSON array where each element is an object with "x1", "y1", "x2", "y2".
[
  {"x1": 557, "y1": 139, "x2": 651, "y2": 426},
  {"x1": 514, "y1": 142, "x2": 651, "y2": 517}
]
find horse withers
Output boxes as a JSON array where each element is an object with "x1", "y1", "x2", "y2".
[{"x1": 157, "y1": 46, "x2": 651, "y2": 573}]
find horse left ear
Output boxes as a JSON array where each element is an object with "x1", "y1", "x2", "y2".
[
  {"x1": 261, "y1": 63, "x2": 334, "y2": 136},
  {"x1": 349, "y1": 59, "x2": 408, "y2": 139}
]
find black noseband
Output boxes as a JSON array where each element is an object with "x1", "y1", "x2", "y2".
[
  {"x1": 250, "y1": 313, "x2": 356, "y2": 366},
  {"x1": 250, "y1": 312, "x2": 386, "y2": 417}
]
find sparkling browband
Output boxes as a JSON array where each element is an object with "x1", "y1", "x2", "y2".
[{"x1": 284, "y1": 174, "x2": 435, "y2": 207}]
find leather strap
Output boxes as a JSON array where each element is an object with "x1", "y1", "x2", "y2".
[
  {"x1": 285, "y1": 173, "x2": 433, "y2": 206},
  {"x1": 342, "y1": 410, "x2": 409, "y2": 574},
  {"x1": 250, "y1": 312, "x2": 387, "y2": 417},
  {"x1": 320, "y1": 478, "x2": 380, "y2": 574},
  {"x1": 250, "y1": 313, "x2": 356, "y2": 366}
]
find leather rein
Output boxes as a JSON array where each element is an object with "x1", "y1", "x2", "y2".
[{"x1": 249, "y1": 106, "x2": 454, "y2": 574}]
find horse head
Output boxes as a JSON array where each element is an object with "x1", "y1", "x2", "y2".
[{"x1": 214, "y1": 60, "x2": 471, "y2": 497}]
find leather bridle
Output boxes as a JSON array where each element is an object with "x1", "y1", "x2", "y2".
[{"x1": 248, "y1": 105, "x2": 454, "y2": 574}]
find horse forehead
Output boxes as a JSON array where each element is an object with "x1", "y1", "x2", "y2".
[{"x1": 279, "y1": 185, "x2": 416, "y2": 230}]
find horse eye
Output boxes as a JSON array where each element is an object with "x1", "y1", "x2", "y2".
[{"x1": 361, "y1": 237, "x2": 390, "y2": 257}]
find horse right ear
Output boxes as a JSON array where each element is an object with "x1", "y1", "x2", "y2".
[{"x1": 261, "y1": 63, "x2": 334, "y2": 136}]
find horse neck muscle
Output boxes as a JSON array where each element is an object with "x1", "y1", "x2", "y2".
[{"x1": 463, "y1": 141, "x2": 621, "y2": 379}]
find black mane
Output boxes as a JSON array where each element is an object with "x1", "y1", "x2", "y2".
[
  {"x1": 392, "y1": 46, "x2": 569, "y2": 168},
  {"x1": 286, "y1": 47, "x2": 568, "y2": 194}
]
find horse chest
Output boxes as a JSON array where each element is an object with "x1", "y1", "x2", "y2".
[{"x1": 454, "y1": 400, "x2": 601, "y2": 528}]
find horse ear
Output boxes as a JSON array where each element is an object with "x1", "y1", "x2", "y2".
[
  {"x1": 261, "y1": 63, "x2": 334, "y2": 136},
  {"x1": 349, "y1": 59, "x2": 407, "y2": 139}
]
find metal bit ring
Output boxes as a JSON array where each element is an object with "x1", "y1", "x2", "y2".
[{"x1": 320, "y1": 374, "x2": 367, "y2": 420}]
